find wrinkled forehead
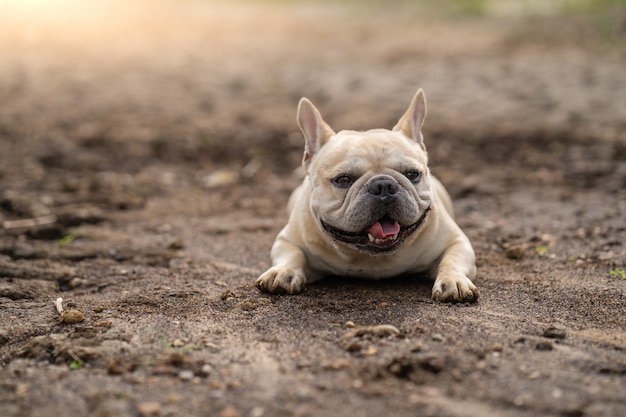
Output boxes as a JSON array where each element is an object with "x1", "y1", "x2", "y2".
[{"x1": 313, "y1": 129, "x2": 427, "y2": 172}]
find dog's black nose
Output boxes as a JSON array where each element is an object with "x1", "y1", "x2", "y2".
[{"x1": 367, "y1": 177, "x2": 399, "y2": 200}]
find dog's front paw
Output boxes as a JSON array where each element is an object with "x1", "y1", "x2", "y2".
[
  {"x1": 256, "y1": 267, "x2": 306, "y2": 294},
  {"x1": 432, "y1": 274, "x2": 479, "y2": 303}
]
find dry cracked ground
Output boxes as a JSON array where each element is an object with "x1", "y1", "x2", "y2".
[{"x1": 0, "y1": 1, "x2": 625, "y2": 416}]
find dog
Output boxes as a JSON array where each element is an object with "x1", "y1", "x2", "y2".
[{"x1": 256, "y1": 89, "x2": 478, "y2": 302}]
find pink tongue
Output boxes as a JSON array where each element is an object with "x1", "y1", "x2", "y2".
[{"x1": 367, "y1": 218, "x2": 401, "y2": 239}]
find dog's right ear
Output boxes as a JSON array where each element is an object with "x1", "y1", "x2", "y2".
[{"x1": 297, "y1": 98, "x2": 336, "y2": 169}]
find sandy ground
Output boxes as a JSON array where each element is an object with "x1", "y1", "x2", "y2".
[{"x1": 1, "y1": 1, "x2": 625, "y2": 416}]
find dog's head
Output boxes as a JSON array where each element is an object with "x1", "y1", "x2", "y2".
[{"x1": 297, "y1": 90, "x2": 433, "y2": 253}]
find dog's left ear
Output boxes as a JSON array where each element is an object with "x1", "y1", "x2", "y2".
[
  {"x1": 393, "y1": 89, "x2": 427, "y2": 148},
  {"x1": 297, "y1": 98, "x2": 336, "y2": 169}
]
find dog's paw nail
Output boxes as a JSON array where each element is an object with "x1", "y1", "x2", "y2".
[
  {"x1": 432, "y1": 276, "x2": 478, "y2": 303},
  {"x1": 256, "y1": 267, "x2": 305, "y2": 295}
]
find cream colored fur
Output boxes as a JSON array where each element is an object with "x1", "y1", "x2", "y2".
[{"x1": 256, "y1": 90, "x2": 478, "y2": 302}]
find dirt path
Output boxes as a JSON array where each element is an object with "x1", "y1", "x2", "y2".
[{"x1": 1, "y1": 1, "x2": 625, "y2": 416}]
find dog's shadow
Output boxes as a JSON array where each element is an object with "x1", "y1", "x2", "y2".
[
  {"x1": 258, "y1": 275, "x2": 454, "y2": 328},
  {"x1": 292, "y1": 274, "x2": 435, "y2": 311},
  {"x1": 313, "y1": 273, "x2": 431, "y2": 293}
]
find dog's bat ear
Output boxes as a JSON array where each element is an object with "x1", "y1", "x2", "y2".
[
  {"x1": 297, "y1": 98, "x2": 336, "y2": 169},
  {"x1": 393, "y1": 89, "x2": 427, "y2": 148}
]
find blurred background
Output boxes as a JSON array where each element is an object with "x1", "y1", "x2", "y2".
[
  {"x1": 2, "y1": 4, "x2": 626, "y2": 416},
  {"x1": 0, "y1": 0, "x2": 625, "y2": 188}
]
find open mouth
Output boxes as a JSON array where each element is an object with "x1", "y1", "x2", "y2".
[{"x1": 320, "y1": 207, "x2": 431, "y2": 253}]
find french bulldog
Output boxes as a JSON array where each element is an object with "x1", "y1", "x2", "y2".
[{"x1": 256, "y1": 89, "x2": 478, "y2": 302}]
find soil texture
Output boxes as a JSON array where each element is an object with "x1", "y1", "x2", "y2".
[{"x1": 1, "y1": 1, "x2": 625, "y2": 416}]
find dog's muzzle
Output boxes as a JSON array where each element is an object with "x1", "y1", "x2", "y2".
[{"x1": 320, "y1": 205, "x2": 431, "y2": 253}]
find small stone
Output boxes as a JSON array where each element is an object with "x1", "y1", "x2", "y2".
[
  {"x1": 410, "y1": 342, "x2": 425, "y2": 352},
  {"x1": 323, "y1": 360, "x2": 351, "y2": 370},
  {"x1": 167, "y1": 352, "x2": 186, "y2": 366},
  {"x1": 362, "y1": 346, "x2": 378, "y2": 356},
  {"x1": 219, "y1": 405, "x2": 242, "y2": 417},
  {"x1": 492, "y1": 343, "x2": 504, "y2": 352},
  {"x1": 420, "y1": 355, "x2": 446, "y2": 373},
  {"x1": 203, "y1": 170, "x2": 239, "y2": 188},
  {"x1": 68, "y1": 277, "x2": 86, "y2": 289},
  {"x1": 209, "y1": 381, "x2": 225, "y2": 390},
  {"x1": 543, "y1": 326, "x2": 566, "y2": 340},
  {"x1": 344, "y1": 321, "x2": 355, "y2": 328},
  {"x1": 172, "y1": 338, "x2": 186, "y2": 347},
  {"x1": 250, "y1": 407, "x2": 265, "y2": 417},
  {"x1": 60, "y1": 309, "x2": 85, "y2": 324},
  {"x1": 536, "y1": 341, "x2": 554, "y2": 351},
  {"x1": 152, "y1": 365, "x2": 178, "y2": 376},
  {"x1": 167, "y1": 239, "x2": 185, "y2": 250},
  {"x1": 178, "y1": 370, "x2": 194, "y2": 380},
  {"x1": 431, "y1": 333, "x2": 444, "y2": 342},
  {"x1": 202, "y1": 340, "x2": 220, "y2": 352},
  {"x1": 108, "y1": 358, "x2": 134, "y2": 375},
  {"x1": 15, "y1": 384, "x2": 29, "y2": 396},
  {"x1": 343, "y1": 340, "x2": 363, "y2": 352},
  {"x1": 220, "y1": 289, "x2": 237, "y2": 301},
  {"x1": 0, "y1": 329, "x2": 9, "y2": 346},
  {"x1": 506, "y1": 244, "x2": 527, "y2": 260},
  {"x1": 200, "y1": 364, "x2": 213, "y2": 376},
  {"x1": 138, "y1": 401, "x2": 162, "y2": 417}
]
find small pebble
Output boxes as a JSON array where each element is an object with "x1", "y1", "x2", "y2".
[
  {"x1": 250, "y1": 407, "x2": 265, "y2": 417},
  {"x1": 343, "y1": 340, "x2": 363, "y2": 352},
  {"x1": 172, "y1": 339, "x2": 186, "y2": 347},
  {"x1": 167, "y1": 239, "x2": 185, "y2": 250},
  {"x1": 492, "y1": 343, "x2": 504, "y2": 352},
  {"x1": 60, "y1": 309, "x2": 85, "y2": 324},
  {"x1": 137, "y1": 402, "x2": 162, "y2": 417},
  {"x1": 219, "y1": 405, "x2": 242, "y2": 417},
  {"x1": 200, "y1": 364, "x2": 213, "y2": 376},
  {"x1": 410, "y1": 342, "x2": 425, "y2": 352},
  {"x1": 536, "y1": 341, "x2": 554, "y2": 351},
  {"x1": 0, "y1": 329, "x2": 9, "y2": 346},
  {"x1": 220, "y1": 289, "x2": 237, "y2": 301},
  {"x1": 505, "y1": 244, "x2": 527, "y2": 260},
  {"x1": 362, "y1": 346, "x2": 378, "y2": 356},
  {"x1": 178, "y1": 370, "x2": 194, "y2": 380},
  {"x1": 421, "y1": 355, "x2": 446, "y2": 373},
  {"x1": 203, "y1": 170, "x2": 239, "y2": 188},
  {"x1": 543, "y1": 326, "x2": 566, "y2": 340},
  {"x1": 323, "y1": 360, "x2": 351, "y2": 370},
  {"x1": 68, "y1": 277, "x2": 86, "y2": 289},
  {"x1": 108, "y1": 358, "x2": 132, "y2": 375},
  {"x1": 431, "y1": 333, "x2": 444, "y2": 342}
]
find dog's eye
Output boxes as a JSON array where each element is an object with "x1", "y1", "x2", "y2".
[
  {"x1": 332, "y1": 174, "x2": 354, "y2": 188},
  {"x1": 405, "y1": 170, "x2": 422, "y2": 183}
]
